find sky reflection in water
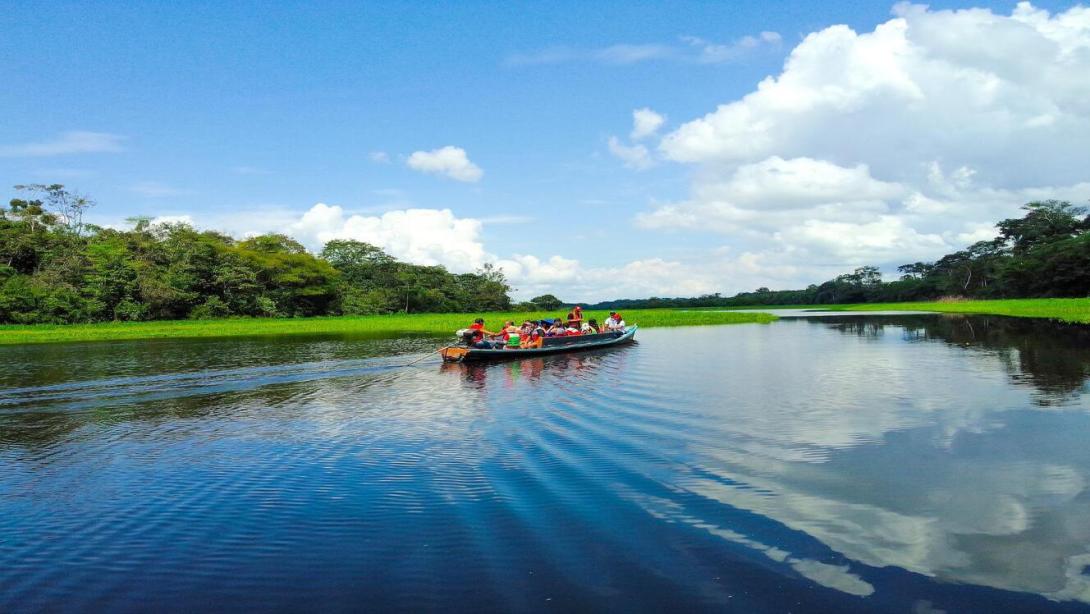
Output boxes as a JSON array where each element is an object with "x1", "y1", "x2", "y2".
[{"x1": 2, "y1": 315, "x2": 1090, "y2": 612}]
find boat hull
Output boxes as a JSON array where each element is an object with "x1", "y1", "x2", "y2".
[{"x1": 441, "y1": 326, "x2": 637, "y2": 362}]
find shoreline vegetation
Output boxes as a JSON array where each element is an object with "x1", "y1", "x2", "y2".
[
  {"x1": 4, "y1": 299, "x2": 1089, "y2": 346},
  {"x1": 721, "y1": 298, "x2": 1090, "y2": 324},
  {"x1": 820, "y1": 298, "x2": 1090, "y2": 323},
  {"x1": 587, "y1": 201, "x2": 1090, "y2": 312},
  {"x1": 5, "y1": 187, "x2": 1090, "y2": 346},
  {"x1": 0, "y1": 309, "x2": 776, "y2": 346}
]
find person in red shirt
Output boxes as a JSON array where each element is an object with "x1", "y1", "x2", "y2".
[{"x1": 466, "y1": 318, "x2": 500, "y2": 348}]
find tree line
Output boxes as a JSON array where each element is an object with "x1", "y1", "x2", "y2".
[
  {"x1": 0, "y1": 185, "x2": 512, "y2": 324},
  {"x1": 5, "y1": 186, "x2": 1087, "y2": 324},
  {"x1": 585, "y1": 200, "x2": 1090, "y2": 309}
]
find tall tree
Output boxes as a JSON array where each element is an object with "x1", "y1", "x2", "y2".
[
  {"x1": 14, "y1": 184, "x2": 95, "y2": 236},
  {"x1": 531, "y1": 294, "x2": 563, "y2": 310}
]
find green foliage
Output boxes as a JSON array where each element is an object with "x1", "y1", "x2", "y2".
[
  {"x1": 14, "y1": 184, "x2": 94, "y2": 236},
  {"x1": 0, "y1": 186, "x2": 515, "y2": 325},
  {"x1": 817, "y1": 298, "x2": 1090, "y2": 324},
  {"x1": 0, "y1": 308, "x2": 776, "y2": 345},
  {"x1": 530, "y1": 294, "x2": 563, "y2": 310},
  {"x1": 997, "y1": 200, "x2": 1089, "y2": 254},
  {"x1": 318, "y1": 239, "x2": 511, "y2": 315},
  {"x1": 189, "y1": 296, "x2": 231, "y2": 319}
]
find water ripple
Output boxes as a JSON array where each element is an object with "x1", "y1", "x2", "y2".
[{"x1": 4, "y1": 321, "x2": 1090, "y2": 612}]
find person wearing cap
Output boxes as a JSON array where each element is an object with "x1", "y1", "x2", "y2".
[{"x1": 603, "y1": 311, "x2": 626, "y2": 333}]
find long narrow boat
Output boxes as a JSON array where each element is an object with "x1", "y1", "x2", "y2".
[{"x1": 440, "y1": 325, "x2": 638, "y2": 363}]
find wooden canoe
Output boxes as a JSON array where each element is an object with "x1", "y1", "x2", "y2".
[{"x1": 441, "y1": 326, "x2": 638, "y2": 363}]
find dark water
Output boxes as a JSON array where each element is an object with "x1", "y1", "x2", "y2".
[{"x1": 3, "y1": 315, "x2": 1090, "y2": 613}]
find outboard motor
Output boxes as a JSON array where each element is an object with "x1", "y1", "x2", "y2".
[{"x1": 456, "y1": 328, "x2": 476, "y2": 346}]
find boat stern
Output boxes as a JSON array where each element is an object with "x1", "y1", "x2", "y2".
[{"x1": 440, "y1": 346, "x2": 469, "y2": 362}]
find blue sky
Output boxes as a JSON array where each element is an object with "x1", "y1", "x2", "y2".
[{"x1": 3, "y1": 1, "x2": 1088, "y2": 301}]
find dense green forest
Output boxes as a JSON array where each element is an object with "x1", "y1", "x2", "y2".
[
  {"x1": 587, "y1": 200, "x2": 1090, "y2": 310},
  {"x1": 0, "y1": 185, "x2": 512, "y2": 324},
  {"x1": 5, "y1": 185, "x2": 1088, "y2": 324}
]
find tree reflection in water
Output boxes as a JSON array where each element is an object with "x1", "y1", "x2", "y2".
[
  {"x1": 818, "y1": 314, "x2": 1090, "y2": 405},
  {"x1": 5, "y1": 320, "x2": 1090, "y2": 610}
]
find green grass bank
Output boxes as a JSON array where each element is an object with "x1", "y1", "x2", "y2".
[
  {"x1": 0, "y1": 308, "x2": 776, "y2": 346},
  {"x1": 724, "y1": 298, "x2": 1090, "y2": 323}
]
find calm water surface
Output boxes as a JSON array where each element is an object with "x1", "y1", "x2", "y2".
[{"x1": 3, "y1": 315, "x2": 1090, "y2": 612}]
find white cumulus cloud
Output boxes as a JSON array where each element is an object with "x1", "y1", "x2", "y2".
[
  {"x1": 289, "y1": 203, "x2": 490, "y2": 271},
  {"x1": 631, "y1": 108, "x2": 666, "y2": 140},
  {"x1": 406, "y1": 146, "x2": 483, "y2": 182},
  {"x1": 638, "y1": 2, "x2": 1090, "y2": 280}
]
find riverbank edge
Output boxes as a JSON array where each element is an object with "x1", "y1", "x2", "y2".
[
  {"x1": 718, "y1": 298, "x2": 1090, "y2": 324},
  {"x1": 0, "y1": 308, "x2": 776, "y2": 346}
]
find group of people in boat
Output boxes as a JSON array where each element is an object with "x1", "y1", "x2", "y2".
[{"x1": 464, "y1": 306, "x2": 627, "y2": 350}]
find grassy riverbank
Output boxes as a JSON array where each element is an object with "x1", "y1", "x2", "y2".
[
  {"x1": 0, "y1": 308, "x2": 776, "y2": 346},
  {"x1": 726, "y1": 298, "x2": 1090, "y2": 323}
]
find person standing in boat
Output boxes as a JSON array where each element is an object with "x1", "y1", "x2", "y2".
[{"x1": 567, "y1": 305, "x2": 583, "y2": 328}]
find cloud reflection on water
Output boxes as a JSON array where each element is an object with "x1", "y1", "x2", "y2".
[
  {"x1": 4, "y1": 315, "x2": 1090, "y2": 609},
  {"x1": 625, "y1": 316, "x2": 1090, "y2": 603}
]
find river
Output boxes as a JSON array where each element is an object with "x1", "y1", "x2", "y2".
[{"x1": 2, "y1": 314, "x2": 1090, "y2": 612}]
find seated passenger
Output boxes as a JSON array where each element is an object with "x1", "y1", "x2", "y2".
[
  {"x1": 603, "y1": 312, "x2": 627, "y2": 333},
  {"x1": 581, "y1": 319, "x2": 600, "y2": 334},
  {"x1": 503, "y1": 322, "x2": 522, "y2": 349},
  {"x1": 466, "y1": 318, "x2": 500, "y2": 348},
  {"x1": 521, "y1": 328, "x2": 544, "y2": 349},
  {"x1": 547, "y1": 320, "x2": 567, "y2": 337}
]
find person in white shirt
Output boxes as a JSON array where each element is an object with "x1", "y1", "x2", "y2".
[{"x1": 603, "y1": 312, "x2": 626, "y2": 332}]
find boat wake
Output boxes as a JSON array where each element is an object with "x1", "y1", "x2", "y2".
[{"x1": 0, "y1": 353, "x2": 435, "y2": 415}]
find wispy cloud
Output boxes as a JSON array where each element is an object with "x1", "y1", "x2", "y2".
[
  {"x1": 507, "y1": 44, "x2": 674, "y2": 66},
  {"x1": 682, "y1": 32, "x2": 782, "y2": 63},
  {"x1": 608, "y1": 136, "x2": 653, "y2": 170},
  {"x1": 478, "y1": 214, "x2": 535, "y2": 225},
  {"x1": 31, "y1": 168, "x2": 97, "y2": 180},
  {"x1": 506, "y1": 32, "x2": 781, "y2": 67},
  {"x1": 0, "y1": 131, "x2": 126, "y2": 157},
  {"x1": 371, "y1": 187, "x2": 406, "y2": 198},
  {"x1": 369, "y1": 151, "x2": 391, "y2": 163},
  {"x1": 231, "y1": 165, "x2": 272, "y2": 175},
  {"x1": 129, "y1": 181, "x2": 187, "y2": 198}
]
